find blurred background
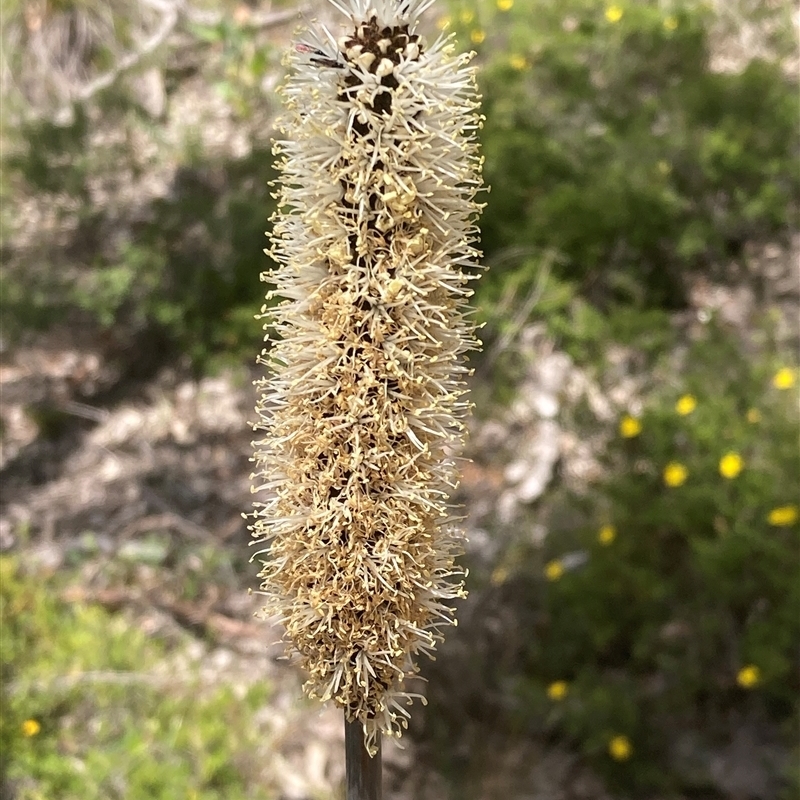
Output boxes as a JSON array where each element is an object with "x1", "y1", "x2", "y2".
[{"x1": 1, "y1": 0, "x2": 798, "y2": 798}]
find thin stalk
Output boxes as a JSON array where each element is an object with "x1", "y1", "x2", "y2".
[{"x1": 345, "y1": 716, "x2": 382, "y2": 800}]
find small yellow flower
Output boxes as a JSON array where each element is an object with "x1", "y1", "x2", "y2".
[
  {"x1": 436, "y1": 15, "x2": 451, "y2": 30},
  {"x1": 657, "y1": 160, "x2": 672, "y2": 176},
  {"x1": 663, "y1": 462, "x2": 688, "y2": 487},
  {"x1": 736, "y1": 665, "x2": 760, "y2": 688},
  {"x1": 509, "y1": 55, "x2": 529, "y2": 71},
  {"x1": 675, "y1": 395, "x2": 696, "y2": 415},
  {"x1": 768, "y1": 505, "x2": 799, "y2": 526},
  {"x1": 773, "y1": 367, "x2": 797, "y2": 390},
  {"x1": 598, "y1": 524, "x2": 616, "y2": 545},
  {"x1": 21, "y1": 719, "x2": 41, "y2": 737},
  {"x1": 619, "y1": 415, "x2": 642, "y2": 438},
  {"x1": 547, "y1": 680, "x2": 569, "y2": 700},
  {"x1": 459, "y1": 9, "x2": 475, "y2": 24},
  {"x1": 470, "y1": 29, "x2": 486, "y2": 44},
  {"x1": 746, "y1": 408, "x2": 761, "y2": 424},
  {"x1": 545, "y1": 560, "x2": 564, "y2": 581},
  {"x1": 605, "y1": 5, "x2": 624, "y2": 23},
  {"x1": 608, "y1": 735, "x2": 632, "y2": 760},
  {"x1": 663, "y1": 15, "x2": 678, "y2": 31},
  {"x1": 490, "y1": 566, "x2": 509, "y2": 586},
  {"x1": 497, "y1": 0, "x2": 513, "y2": 10},
  {"x1": 719, "y1": 452, "x2": 743, "y2": 479}
]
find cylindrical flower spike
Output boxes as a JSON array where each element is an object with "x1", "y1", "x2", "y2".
[{"x1": 250, "y1": 0, "x2": 483, "y2": 754}]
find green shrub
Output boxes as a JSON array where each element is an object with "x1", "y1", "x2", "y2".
[
  {"x1": 1, "y1": 14, "x2": 281, "y2": 369},
  {"x1": 512, "y1": 319, "x2": 799, "y2": 793},
  {"x1": 2, "y1": 137, "x2": 277, "y2": 369},
  {"x1": 452, "y1": 0, "x2": 798, "y2": 316},
  {"x1": 0, "y1": 557, "x2": 273, "y2": 800}
]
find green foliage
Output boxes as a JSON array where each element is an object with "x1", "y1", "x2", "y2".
[
  {"x1": 454, "y1": 0, "x2": 798, "y2": 316},
  {"x1": 189, "y1": 19, "x2": 274, "y2": 118},
  {"x1": 5, "y1": 0, "x2": 795, "y2": 372},
  {"x1": 4, "y1": 110, "x2": 91, "y2": 197},
  {"x1": 2, "y1": 134, "x2": 277, "y2": 368},
  {"x1": 0, "y1": 557, "x2": 274, "y2": 800},
  {"x1": 93, "y1": 146, "x2": 278, "y2": 367},
  {"x1": 1, "y1": 8, "x2": 281, "y2": 368},
  {"x1": 512, "y1": 320, "x2": 799, "y2": 793},
  {"x1": 479, "y1": 259, "x2": 674, "y2": 382}
]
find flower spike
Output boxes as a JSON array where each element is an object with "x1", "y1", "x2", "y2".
[{"x1": 250, "y1": 0, "x2": 483, "y2": 754}]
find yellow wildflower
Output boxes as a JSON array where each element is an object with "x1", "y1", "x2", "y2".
[
  {"x1": 619, "y1": 415, "x2": 642, "y2": 438},
  {"x1": 233, "y1": 5, "x2": 251, "y2": 25},
  {"x1": 736, "y1": 665, "x2": 760, "y2": 688},
  {"x1": 663, "y1": 462, "x2": 688, "y2": 487},
  {"x1": 773, "y1": 367, "x2": 797, "y2": 390},
  {"x1": 605, "y1": 5, "x2": 624, "y2": 23},
  {"x1": 545, "y1": 560, "x2": 564, "y2": 581},
  {"x1": 598, "y1": 524, "x2": 616, "y2": 545},
  {"x1": 490, "y1": 566, "x2": 509, "y2": 586},
  {"x1": 21, "y1": 719, "x2": 41, "y2": 737},
  {"x1": 459, "y1": 9, "x2": 475, "y2": 24},
  {"x1": 509, "y1": 55, "x2": 529, "y2": 71},
  {"x1": 608, "y1": 735, "x2": 632, "y2": 760},
  {"x1": 436, "y1": 15, "x2": 451, "y2": 30},
  {"x1": 547, "y1": 680, "x2": 569, "y2": 700},
  {"x1": 768, "y1": 505, "x2": 798, "y2": 527},
  {"x1": 663, "y1": 15, "x2": 678, "y2": 31},
  {"x1": 675, "y1": 394, "x2": 696, "y2": 415},
  {"x1": 497, "y1": 0, "x2": 513, "y2": 10},
  {"x1": 470, "y1": 29, "x2": 486, "y2": 44},
  {"x1": 719, "y1": 452, "x2": 743, "y2": 479},
  {"x1": 746, "y1": 408, "x2": 761, "y2": 424}
]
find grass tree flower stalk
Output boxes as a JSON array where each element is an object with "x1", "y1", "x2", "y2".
[{"x1": 250, "y1": 0, "x2": 483, "y2": 758}]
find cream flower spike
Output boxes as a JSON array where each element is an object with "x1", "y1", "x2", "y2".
[{"x1": 250, "y1": 0, "x2": 483, "y2": 755}]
